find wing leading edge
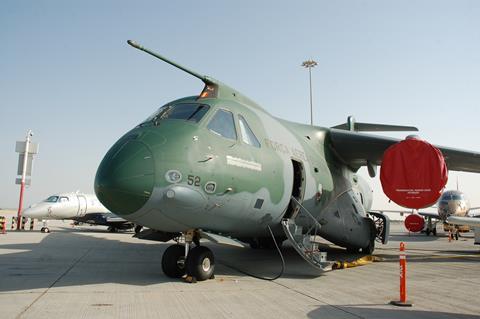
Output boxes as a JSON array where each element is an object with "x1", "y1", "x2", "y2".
[{"x1": 328, "y1": 129, "x2": 480, "y2": 173}]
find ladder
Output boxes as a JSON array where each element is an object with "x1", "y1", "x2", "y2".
[{"x1": 281, "y1": 197, "x2": 333, "y2": 272}]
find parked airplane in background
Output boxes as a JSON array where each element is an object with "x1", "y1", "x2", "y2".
[
  {"x1": 23, "y1": 192, "x2": 135, "y2": 233},
  {"x1": 376, "y1": 189, "x2": 480, "y2": 239},
  {"x1": 94, "y1": 40, "x2": 480, "y2": 281}
]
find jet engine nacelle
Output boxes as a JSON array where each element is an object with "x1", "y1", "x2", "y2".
[
  {"x1": 404, "y1": 214, "x2": 425, "y2": 233},
  {"x1": 380, "y1": 136, "x2": 448, "y2": 209}
]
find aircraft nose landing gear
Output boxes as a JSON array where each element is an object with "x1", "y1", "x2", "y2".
[
  {"x1": 161, "y1": 244, "x2": 186, "y2": 278},
  {"x1": 161, "y1": 229, "x2": 215, "y2": 282}
]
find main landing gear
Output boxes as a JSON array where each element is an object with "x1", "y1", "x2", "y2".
[
  {"x1": 425, "y1": 227, "x2": 437, "y2": 236},
  {"x1": 424, "y1": 217, "x2": 438, "y2": 236},
  {"x1": 161, "y1": 229, "x2": 215, "y2": 282}
]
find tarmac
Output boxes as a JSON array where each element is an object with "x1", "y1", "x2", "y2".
[{"x1": 0, "y1": 209, "x2": 479, "y2": 319}]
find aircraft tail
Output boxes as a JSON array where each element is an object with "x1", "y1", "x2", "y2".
[{"x1": 332, "y1": 116, "x2": 418, "y2": 132}]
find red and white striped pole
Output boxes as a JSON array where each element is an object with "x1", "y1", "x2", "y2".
[
  {"x1": 16, "y1": 130, "x2": 32, "y2": 230},
  {"x1": 391, "y1": 242, "x2": 413, "y2": 306}
]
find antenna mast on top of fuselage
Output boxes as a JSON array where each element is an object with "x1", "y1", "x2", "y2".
[{"x1": 127, "y1": 40, "x2": 214, "y2": 86}]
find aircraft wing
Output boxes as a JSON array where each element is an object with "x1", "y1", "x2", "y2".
[
  {"x1": 371, "y1": 210, "x2": 440, "y2": 219},
  {"x1": 447, "y1": 216, "x2": 480, "y2": 245},
  {"x1": 468, "y1": 209, "x2": 480, "y2": 217},
  {"x1": 447, "y1": 216, "x2": 480, "y2": 227},
  {"x1": 418, "y1": 211, "x2": 441, "y2": 219},
  {"x1": 328, "y1": 129, "x2": 480, "y2": 173}
]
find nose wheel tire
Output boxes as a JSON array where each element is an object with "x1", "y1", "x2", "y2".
[
  {"x1": 40, "y1": 227, "x2": 50, "y2": 233},
  {"x1": 162, "y1": 244, "x2": 186, "y2": 278},
  {"x1": 186, "y1": 246, "x2": 215, "y2": 281}
]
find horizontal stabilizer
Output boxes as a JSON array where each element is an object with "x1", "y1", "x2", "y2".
[
  {"x1": 332, "y1": 116, "x2": 418, "y2": 132},
  {"x1": 332, "y1": 123, "x2": 418, "y2": 132},
  {"x1": 332, "y1": 122, "x2": 419, "y2": 132}
]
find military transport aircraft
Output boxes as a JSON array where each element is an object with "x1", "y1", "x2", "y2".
[
  {"x1": 94, "y1": 40, "x2": 480, "y2": 281},
  {"x1": 23, "y1": 192, "x2": 135, "y2": 233}
]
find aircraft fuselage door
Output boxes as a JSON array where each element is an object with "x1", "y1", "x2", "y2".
[
  {"x1": 77, "y1": 195, "x2": 87, "y2": 217},
  {"x1": 283, "y1": 159, "x2": 306, "y2": 219}
]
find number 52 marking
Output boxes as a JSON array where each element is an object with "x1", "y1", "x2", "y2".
[{"x1": 187, "y1": 175, "x2": 201, "y2": 186}]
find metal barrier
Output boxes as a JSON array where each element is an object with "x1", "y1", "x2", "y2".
[
  {"x1": 8, "y1": 216, "x2": 33, "y2": 231},
  {"x1": 21, "y1": 216, "x2": 27, "y2": 230},
  {"x1": 0, "y1": 216, "x2": 5, "y2": 234}
]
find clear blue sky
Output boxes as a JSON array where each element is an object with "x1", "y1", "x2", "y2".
[{"x1": 1, "y1": 0, "x2": 480, "y2": 210}]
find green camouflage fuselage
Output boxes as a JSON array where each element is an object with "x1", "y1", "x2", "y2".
[{"x1": 96, "y1": 88, "x2": 375, "y2": 250}]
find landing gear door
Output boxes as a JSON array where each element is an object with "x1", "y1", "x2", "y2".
[{"x1": 77, "y1": 195, "x2": 87, "y2": 217}]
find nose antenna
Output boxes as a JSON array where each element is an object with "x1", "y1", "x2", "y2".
[{"x1": 127, "y1": 40, "x2": 214, "y2": 85}]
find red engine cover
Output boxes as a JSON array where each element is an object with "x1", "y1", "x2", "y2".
[
  {"x1": 404, "y1": 214, "x2": 425, "y2": 233},
  {"x1": 380, "y1": 137, "x2": 448, "y2": 209}
]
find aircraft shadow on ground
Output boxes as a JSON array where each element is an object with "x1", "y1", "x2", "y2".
[
  {"x1": 0, "y1": 230, "x2": 343, "y2": 292},
  {"x1": 308, "y1": 305, "x2": 480, "y2": 319},
  {"x1": 1, "y1": 229, "x2": 478, "y2": 293},
  {"x1": 389, "y1": 233, "x2": 442, "y2": 242}
]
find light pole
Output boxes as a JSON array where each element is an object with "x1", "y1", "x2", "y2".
[{"x1": 302, "y1": 59, "x2": 317, "y2": 125}]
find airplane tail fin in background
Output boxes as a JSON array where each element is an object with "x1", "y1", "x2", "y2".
[{"x1": 332, "y1": 116, "x2": 418, "y2": 132}]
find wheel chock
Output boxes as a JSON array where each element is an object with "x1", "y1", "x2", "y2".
[{"x1": 184, "y1": 276, "x2": 197, "y2": 283}]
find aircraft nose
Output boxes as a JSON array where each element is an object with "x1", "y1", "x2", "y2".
[
  {"x1": 22, "y1": 207, "x2": 34, "y2": 218},
  {"x1": 95, "y1": 140, "x2": 155, "y2": 216},
  {"x1": 23, "y1": 204, "x2": 43, "y2": 218}
]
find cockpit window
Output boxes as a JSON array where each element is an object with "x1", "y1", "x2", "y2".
[
  {"x1": 238, "y1": 115, "x2": 261, "y2": 148},
  {"x1": 45, "y1": 196, "x2": 59, "y2": 203},
  {"x1": 140, "y1": 103, "x2": 210, "y2": 126},
  {"x1": 441, "y1": 193, "x2": 464, "y2": 201},
  {"x1": 207, "y1": 109, "x2": 237, "y2": 140},
  {"x1": 59, "y1": 197, "x2": 69, "y2": 203}
]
